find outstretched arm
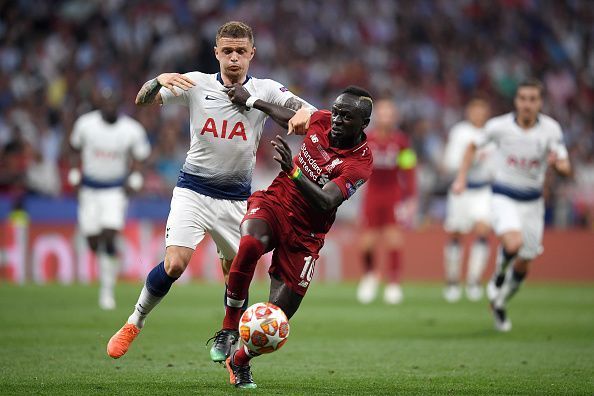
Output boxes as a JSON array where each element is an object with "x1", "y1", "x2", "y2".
[
  {"x1": 135, "y1": 73, "x2": 196, "y2": 106},
  {"x1": 226, "y1": 83, "x2": 313, "y2": 133},
  {"x1": 272, "y1": 135, "x2": 344, "y2": 212}
]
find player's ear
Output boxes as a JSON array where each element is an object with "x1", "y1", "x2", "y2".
[
  {"x1": 213, "y1": 46, "x2": 219, "y2": 59},
  {"x1": 249, "y1": 46, "x2": 256, "y2": 60},
  {"x1": 362, "y1": 117, "x2": 370, "y2": 130}
]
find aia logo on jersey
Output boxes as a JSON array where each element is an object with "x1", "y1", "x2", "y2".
[
  {"x1": 507, "y1": 155, "x2": 541, "y2": 169},
  {"x1": 199, "y1": 118, "x2": 247, "y2": 141},
  {"x1": 311, "y1": 135, "x2": 319, "y2": 143}
]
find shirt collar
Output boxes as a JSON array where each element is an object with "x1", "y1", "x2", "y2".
[{"x1": 216, "y1": 72, "x2": 251, "y2": 86}]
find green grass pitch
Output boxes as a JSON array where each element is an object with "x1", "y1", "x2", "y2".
[{"x1": 1, "y1": 282, "x2": 593, "y2": 395}]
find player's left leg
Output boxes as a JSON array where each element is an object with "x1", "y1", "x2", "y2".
[
  {"x1": 357, "y1": 228, "x2": 380, "y2": 304},
  {"x1": 97, "y1": 229, "x2": 120, "y2": 310},
  {"x1": 381, "y1": 224, "x2": 404, "y2": 304},
  {"x1": 227, "y1": 274, "x2": 304, "y2": 389},
  {"x1": 211, "y1": 218, "x2": 273, "y2": 364}
]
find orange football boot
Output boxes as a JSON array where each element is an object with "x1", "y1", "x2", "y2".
[{"x1": 107, "y1": 323, "x2": 140, "y2": 359}]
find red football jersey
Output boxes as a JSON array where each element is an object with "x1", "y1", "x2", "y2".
[
  {"x1": 363, "y1": 129, "x2": 416, "y2": 204},
  {"x1": 261, "y1": 110, "x2": 373, "y2": 234}
]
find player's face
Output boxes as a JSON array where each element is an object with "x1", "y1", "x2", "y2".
[
  {"x1": 99, "y1": 95, "x2": 120, "y2": 124},
  {"x1": 330, "y1": 94, "x2": 369, "y2": 149},
  {"x1": 466, "y1": 101, "x2": 490, "y2": 128},
  {"x1": 373, "y1": 100, "x2": 398, "y2": 130},
  {"x1": 214, "y1": 37, "x2": 255, "y2": 82},
  {"x1": 514, "y1": 87, "x2": 542, "y2": 124}
]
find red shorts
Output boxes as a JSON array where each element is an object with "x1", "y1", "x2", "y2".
[
  {"x1": 363, "y1": 200, "x2": 398, "y2": 229},
  {"x1": 243, "y1": 191, "x2": 325, "y2": 296}
]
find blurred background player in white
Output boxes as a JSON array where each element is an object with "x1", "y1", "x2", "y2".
[
  {"x1": 442, "y1": 99, "x2": 493, "y2": 302},
  {"x1": 453, "y1": 79, "x2": 571, "y2": 331},
  {"x1": 356, "y1": 99, "x2": 417, "y2": 305},
  {"x1": 107, "y1": 21, "x2": 313, "y2": 359},
  {"x1": 68, "y1": 88, "x2": 150, "y2": 310}
]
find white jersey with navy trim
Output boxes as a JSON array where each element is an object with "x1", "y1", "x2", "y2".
[
  {"x1": 443, "y1": 120, "x2": 494, "y2": 187},
  {"x1": 70, "y1": 110, "x2": 150, "y2": 186},
  {"x1": 474, "y1": 112, "x2": 568, "y2": 199},
  {"x1": 160, "y1": 72, "x2": 301, "y2": 200}
]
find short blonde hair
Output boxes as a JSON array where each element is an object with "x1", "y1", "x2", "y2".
[{"x1": 216, "y1": 21, "x2": 254, "y2": 46}]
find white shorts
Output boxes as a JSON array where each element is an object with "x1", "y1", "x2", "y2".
[
  {"x1": 165, "y1": 187, "x2": 246, "y2": 260},
  {"x1": 444, "y1": 186, "x2": 492, "y2": 233},
  {"x1": 78, "y1": 186, "x2": 128, "y2": 236},
  {"x1": 491, "y1": 194, "x2": 544, "y2": 260}
]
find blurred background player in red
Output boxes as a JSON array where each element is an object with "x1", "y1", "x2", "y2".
[{"x1": 356, "y1": 99, "x2": 417, "y2": 305}]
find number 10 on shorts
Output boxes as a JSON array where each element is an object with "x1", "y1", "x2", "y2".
[{"x1": 298, "y1": 256, "x2": 317, "y2": 288}]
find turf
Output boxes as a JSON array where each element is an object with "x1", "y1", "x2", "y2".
[{"x1": 0, "y1": 282, "x2": 592, "y2": 395}]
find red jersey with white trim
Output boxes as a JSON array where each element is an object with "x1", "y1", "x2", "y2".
[
  {"x1": 258, "y1": 110, "x2": 373, "y2": 235},
  {"x1": 363, "y1": 129, "x2": 416, "y2": 205}
]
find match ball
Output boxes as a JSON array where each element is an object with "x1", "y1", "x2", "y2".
[{"x1": 239, "y1": 302, "x2": 290, "y2": 354}]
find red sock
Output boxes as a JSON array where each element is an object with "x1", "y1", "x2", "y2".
[
  {"x1": 387, "y1": 249, "x2": 402, "y2": 283},
  {"x1": 233, "y1": 346, "x2": 253, "y2": 366},
  {"x1": 223, "y1": 235, "x2": 265, "y2": 330}
]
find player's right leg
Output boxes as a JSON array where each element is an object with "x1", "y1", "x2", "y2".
[
  {"x1": 443, "y1": 190, "x2": 467, "y2": 302},
  {"x1": 107, "y1": 187, "x2": 208, "y2": 358},
  {"x1": 381, "y1": 224, "x2": 404, "y2": 304},
  {"x1": 357, "y1": 229, "x2": 380, "y2": 304},
  {"x1": 465, "y1": 221, "x2": 491, "y2": 301},
  {"x1": 107, "y1": 245, "x2": 193, "y2": 358}
]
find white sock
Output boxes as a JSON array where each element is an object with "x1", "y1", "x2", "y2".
[
  {"x1": 467, "y1": 240, "x2": 489, "y2": 286},
  {"x1": 99, "y1": 252, "x2": 119, "y2": 297},
  {"x1": 127, "y1": 285, "x2": 163, "y2": 328},
  {"x1": 444, "y1": 242, "x2": 462, "y2": 284}
]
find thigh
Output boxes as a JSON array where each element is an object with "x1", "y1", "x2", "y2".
[
  {"x1": 98, "y1": 188, "x2": 128, "y2": 231},
  {"x1": 165, "y1": 187, "x2": 209, "y2": 249},
  {"x1": 518, "y1": 199, "x2": 545, "y2": 260},
  {"x1": 491, "y1": 194, "x2": 522, "y2": 236},
  {"x1": 210, "y1": 199, "x2": 247, "y2": 261},
  {"x1": 269, "y1": 233, "x2": 323, "y2": 297},
  {"x1": 78, "y1": 187, "x2": 101, "y2": 236},
  {"x1": 468, "y1": 187, "x2": 492, "y2": 226},
  {"x1": 445, "y1": 191, "x2": 472, "y2": 233},
  {"x1": 268, "y1": 273, "x2": 303, "y2": 320}
]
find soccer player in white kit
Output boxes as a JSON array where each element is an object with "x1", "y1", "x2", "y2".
[
  {"x1": 452, "y1": 80, "x2": 571, "y2": 331},
  {"x1": 107, "y1": 21, "x2": 314, "y2": 359},
  {"x1": 442, "y1": 99, "x2": 493, "y2": 302},
  {"x1": 68, "y1": 88, "x2": 150, "y2": 310}
]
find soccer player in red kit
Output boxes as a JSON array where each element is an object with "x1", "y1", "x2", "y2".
[
  {"x1": 357, "y1": 99, "x2": 416, "y2": 304},
  {"x1": 209, "y1": 86, "x2": 374, "y2": 388}
]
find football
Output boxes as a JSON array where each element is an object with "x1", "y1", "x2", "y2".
[{"x1": 239, "y1": 302, "x2": 290, "y2": 354}]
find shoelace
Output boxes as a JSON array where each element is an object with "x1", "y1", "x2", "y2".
[
  {"x1": 121, "y1": 325, "x2": 139, "y2": 340},
  {"x1": 205, "y1": 330, "x2": 233, "y2": 347},
  {"x1": 234, "y1": 364, "x2": 254, "y2": 384}
]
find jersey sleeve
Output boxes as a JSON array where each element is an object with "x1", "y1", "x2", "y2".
[
  {"x1": 130, "y1": 122, "x2": 151, "y2": 161},
  {"x1": 548, "y1": 122, "x2": 569, "y2": 160},
  {"x1": 262, "y1": 79, "x2": 316, "y2": 112},
  {"x1": 331, "y1": 158, "x2": 373, "y2": 200},
  {"x1": 70, "y1": 116, "x2": 85, "y2": 149},
  {"x1": 306, "y1": 110, "x2": 332, "y2": 135},
  {"x1": 159, "y1": 73, "x2": 195, "y2": 106},
  {"x1": 473, "y1": 119, "x2": 497, "y2": 148}
]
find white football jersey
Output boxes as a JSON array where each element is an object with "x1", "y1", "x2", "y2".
[
  {"x1": 474, "y1": 112, "x2": 568, "y2": 194},
  {"x1": 70, "y1": 110, "x2": 150, "y2": 183},
  {"x1": 443, "y1": 120, "x2": 493, "y2": 186},
  {"x1": 160, "y1": 72, "x2": 302, "y2": 200}
]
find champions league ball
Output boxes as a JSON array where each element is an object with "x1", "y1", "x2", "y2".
[{"x1": 239, "y1": 303, "x2": 290, "y2": 354}]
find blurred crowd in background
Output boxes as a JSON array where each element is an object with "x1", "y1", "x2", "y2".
[{"x1": 0, "y1": 0, "x2": 592, "y2": 227}]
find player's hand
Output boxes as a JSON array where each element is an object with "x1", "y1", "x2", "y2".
[
  {"x1": 225, "y1": 83, "x2": 251, "y2": 106},
  {"x1": 547, "y1": 151, "x2": 558, "y2": 166},
  {"x1": 451, "y1": 175, "x2": 466, "y2": 195},
  {"x1": 271, "y1": 135, "x2": 294, "y2": 173},
  {"x1": 156, "y1": 73, "x2": 195, "y2": 96},
  {"x1": 288, "y1": 108, "x2": 311, "y2": 135}
]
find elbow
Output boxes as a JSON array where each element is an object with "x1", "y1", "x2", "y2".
[{"x1": 316, "y1": 196, "x2": 339, "y2": 212}]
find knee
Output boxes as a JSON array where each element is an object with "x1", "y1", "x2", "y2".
[
  {"x1": 102, "y1": 235, "x2": 117, "y2": 256},
  {"x1": 502, "y1": 235, "x2": 523, "y2": 256},
  {"x1": 236, "y1": 235, "x2": 266, "y2": 265},
  {"x1": 164, "y1": 252, "x2": 190, "y2": 278},
  {"x1": 513, "y1": 259, "x2": 530, "y2": 274}
]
